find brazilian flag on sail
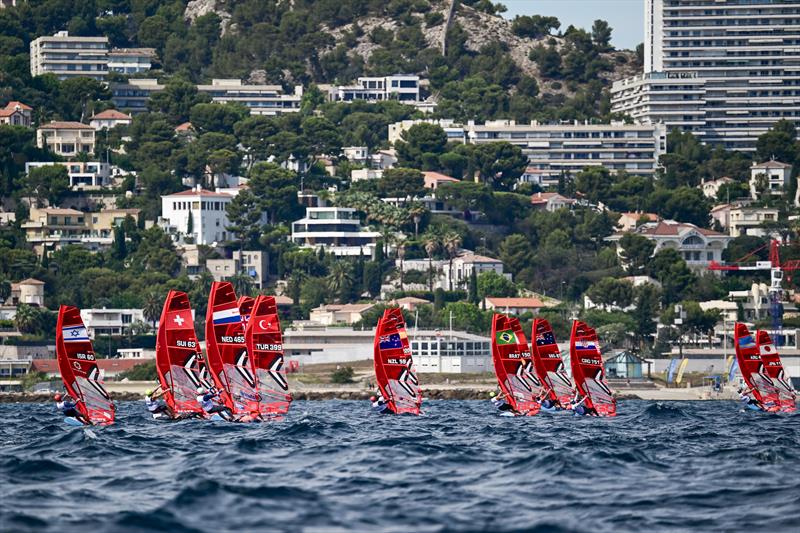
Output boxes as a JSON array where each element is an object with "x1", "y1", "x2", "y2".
[{"x1": 495, "y1": 329, "x2": 517, "y2": 345}]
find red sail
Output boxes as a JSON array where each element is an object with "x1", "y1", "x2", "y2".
[
  {"x1": 245, "y1": 295, "x2": 292, "y2": 415},
  {"x1": 569, "y1": 321, "x2": 616, "y2": 417},
  {"x1": 734, "y1": 323, "x2": 778, "y2": 410},
  {"x1": 373, "y1": 308, "x2": 421, "y2": 415},
  {"x1": 531, "y1": 318, "x2": 575, "y2": 407},
  {"x1": 491, "y1": 313, "x2": 541, "y2": 415},
  {"x1": 205, "y1": 281, "x2": 259, "y2": 416},
  {"x1": 56, "y1": 305, "x2": 114, "y2": 425},
  {"x1": 155, "y1": 290, "x2": 211, "y2": 416},
  {"x1": 756, "y1": 330, "x2": 795, "y2": 412},
  {"x1": 238, "y1": 296, "x2": 254, "y2": 326}
]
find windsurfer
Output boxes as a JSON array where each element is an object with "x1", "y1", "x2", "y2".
[
  {"x1": 489, "y1": 391, "x2": 517, "y2": 413},
  {"x1": 54, "y1": 393, "x2": 90, "y2": 425},
  {"x1": 568, "y1": 392, "x2": 598, "y2": 416},
  {"x1": 196, "y1": 386, "x2": 234, "y2": 421},
  {"x1": 370, "y1": 391, "x2": 395, "y2": 414},
  {"x1": 738, "y1": 386, "x2": 764, "y2": 410},
  {"x1": 144, "y1": 385, "x2": 175, "y2": 418}
]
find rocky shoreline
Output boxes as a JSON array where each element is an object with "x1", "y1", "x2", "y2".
[{"x1": 0, "y1": 390, "x2": 645, "y2": 403}]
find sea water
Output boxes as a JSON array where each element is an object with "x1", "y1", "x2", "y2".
[{"x1": 0, "y1": 400, "x2": 798, "y2": 532}]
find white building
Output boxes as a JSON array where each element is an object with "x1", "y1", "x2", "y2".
[
  {"x1": 26, "y1": 161, "x2": 111, "y2": 190},
  {"x1": 613, "y1": 0, "x2": 800, "y2": 150},
  {"x1": 197, "y1": 79, "x2": 302, "y2": 115},
  {"x1": 8, "y1": 278, "x2": 45, "y2": 307},
  {"x1": 699, "y1": 283, "x2": 778, "y2": 323},
  {"x1": 607, "y1": 220, "x2": 732, "y2": 271},
  {"x1": 388, "y1": 119, "x2": 466, "y2": 145},
  {"x1": 89, "y1": 109, "x2": 132, "y2": 130},
  {"x1": 79, "y1": 308, "x2": 147, "y2": 338},
  {"x1": 444, "y1": 252, "x2": 510, "y2": 291},
  {"x1": 29, "y1": 31, "x2": 108, "y2": 80},
  {"x1": 530, "y1": 192, "x2": 577, "y2": 212},
  {"x1": 206, "y1": 251, "x2": 269, "y2": 288},
  {"x1": 700, "y1": 177, "x2": 735, "y2": 200},
  {"x1": 107, "y1": 48, "x2": 155, "y2": 74},
  {"x1": 0, "y1": 101, "x2": 33, "y2": 128},
  {"x1": 160, "y1": 186, "x2": 233, "y2": 245},
  {"x1": 412, "y1": 330, "x2": 492, "y2": 374},
  {"x1": 291, "y1": 207, "x2": 381, "y2": 257},
  {"x1": 37, "y1": 121, "x2": 96, "y2": 156},
  {"x1": 111, "y1": 78, "x2": 164, "y2": 114},
  {"x1": 484, "y1": 297, "x2": 545, "y2": 315},
  {"x1": 617, "y1": 212, "x2": 659, "y2": 233},
  {"x1": 308, "y1": 303, "x2": 376, "y2": 326},
  {"x1": 729, "y1": 206, "x2": 780, "y2": 238},
  {"x1": 329, "y1": 75, "x2": 421, "y2": 103},
  {"x1": 750, "y1": 160, "x2": 793, "y2": 199}
]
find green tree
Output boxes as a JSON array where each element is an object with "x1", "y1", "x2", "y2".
[
  {"x1": 423, "y1": 233, "x2": 440, "y2": 292},
  {"x1": 591, "y1": 19, "x2": 613, "y2": 51},
  {"x1": 25, "y1": 165, "x2": 70, "y2": 207},
  {"x1": 377, "y1": 168, "x2": 425, "y2": 198},
  {"x1": 755, "y1": 119, "x2": 798, "y2": 165},
  {"x1": 148, "y1": 78, "x2": 211, "y2": 124},
  {"x1": 499, "y1": 234, "x2": 534, "y2": 275},
  {"x1": 648, "y1": 249, "x2": 696, "y2": 305},
  {"x1": 247, "y1": 163, "x2": 301, "y2": 224},
  {"x1": 631, "y1": 283, "x2": 661, "y2": 349},
  {"x1": 511, "y1": 15, "x2": 560, "y2": 39},
  {"x1": 330, "y1": 366, "x2": 355, "y2": 384},
  {"x1": 618, "y1": 233, "x2": 655, "y2": 275},
  {"x1": 189, "y1": 102, "x2": 249, "y2": 135},
  {"x1": 586, "y1": 277, "x2": 634, "y2": 309},
  {"x1": 14, "y1": 304, "x2": 44, "y2": 335},
  {"x1": 396, "y1": 123, "x2": 448, "y2": 169},
  {"x1": 443, "y1": 232, "x2": 463, "y2": 290},
  {"x1": 327, "y1": 261, "x2": 354, "y2": 303},
  {"x1": 470, "y1": 142, "x2": 528, "y2": 190},
  {"x1": 477, "y1": 270, "x2": 516, "y2": 299},
  {"x1": 142, "y1": 290, "x2": 163, "y2": 330}
]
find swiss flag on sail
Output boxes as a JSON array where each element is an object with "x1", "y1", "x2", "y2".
[
  {"x1": 252, "y1": 316, "x2": 279, "y2": 333},
  {"x1": 166, "y1": 310, "x2": 192, "y2": 330}
]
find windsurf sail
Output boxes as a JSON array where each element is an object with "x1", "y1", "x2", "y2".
[
  {"x1": 756, "y1": 330, "x2": 796, "y2": 412},
  {"x1": 205, "y1": 281, "x2": 259, "y2": 416},
  {"x1": 245, "y1": 295, "x2": 292, "y2": 415},
  {"x1": 734, "y1": 323, "x2": 778, "y2": 410},
  {"x1": 373, "y1": 308, "x2": 422, "y2": 415},
  {"x1": 675, "y1": 358, "x2": 689, "y2": 384},
  {"x1": 155, "y1": 290, "x2": 211, "y2": 416},
  {"x1": 569, "y1": 321, "x2": 616, "y2": 417},
  {"x1": 238, "y1": 296, "x2": 254, "y2": 326},
  {"x1": 491, "y1": 314, "x2": 541, "y2": 415},
  {"x1": 56, "y1": 305, "x2": 114, "y2": 425},
  {"x1": 531, "y1": 318, "x2": 574, "y2": 406}
]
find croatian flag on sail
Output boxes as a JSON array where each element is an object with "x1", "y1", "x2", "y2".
[
  {"x1": 575, "y1": 340, "x2": 597, "y2": 351},
  {"x1": 739, "y1": 335, "x2": 756, "y2": 349},
  {"x1": 213, "y1": 307, "x2": 241, "y2": 325},
  {"x1": 62, "y1": 325, "x2": 89, "y2": 342}
]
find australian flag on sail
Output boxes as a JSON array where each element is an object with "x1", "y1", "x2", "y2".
[
  {"x1": 212, "y1": 307, "x2": 241, "y2": 325},
  {"x1": 739, "y1": 335, "x2": 756, "y2": 349},
  {"x1": 379, "y1": 333, "x2": 402, "y2": 350},
  {"x1": 62, "y1": 325, "x2": 89, "y2": 342},
  {"x1": 536, "y1": 331, "x2": 556, "y2": 346}
]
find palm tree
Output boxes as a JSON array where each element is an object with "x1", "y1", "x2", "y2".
[
  {"x1": 408, "y1": 204, "x2": 426, "y2": 237},
  {"x1": 0, "y1": 278, "x2": 11, "y2": 304},
  {"x1": 327, "y1": 261, "x2": 354, "y2": 303},
  {"x1": 14, "y1": 304, "x2": 42, "y2": 335},
  {"x1": 423, "y1": 233, "x2": 440, "y2": 292},
  {"x1": 230, "y1": 272, "x2": 254, "y2": 297},
  {"x1": 443, "y1": 232, "x2": 463, "y2": 291},
  {"x1": 142, "y1": 290, "x2": 162, "y2": 331},
  {"x1": 397, "y1": 240, "x2": 407, "y2": 291}
]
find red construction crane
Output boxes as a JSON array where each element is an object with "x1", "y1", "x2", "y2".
[{"x1": 708, "y1": 239, "x2": 800, "y2": 345}]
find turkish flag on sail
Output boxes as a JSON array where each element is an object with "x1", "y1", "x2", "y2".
[
  {"x1": 252, "y1": 316, "x2": 279, "y2": 333},
  {"x1": 166, "y1": 310, "x2": 193, "y2": 330}
]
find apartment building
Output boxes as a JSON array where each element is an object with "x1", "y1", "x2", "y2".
[
  {"x1": 25, "y1": 161, "x2": 112, "y2": 190},
  {"x1": 29, "y1": 31, "x2": 108, "y2": 80},
  {"x1": 111, "y1": 78, "x2": 164, "y2": 113},
  {"x1": 613, "y1": 0, "x2": 800, "y2": 150},
  {"x1": 729, "y1": 206, "x2": 779, "y2": 237},
  {"x1": 291, "y1": 207, "x2": 381, "y2": 257},
  {"x1": 107, "y1": 48, "x2": 155, "y2": 74},
  {"x1": 196, "y1": 79, "x2": 302, "y2": 115},
  {"x1": 0, "y1": 101, "x2": 33, "y2": 127},
  {"x1": 749, "y1": 160, "x2": 793, "y2": 199},
  {"x1": 329, "y1": 75, "x2": 421, "y2": 103},
  {"x1": 160, "y1": 187, "x2": 233, "y2": 245},
  {"x1": 21, "y1": 207, "x2": 140, "y2": 256},
  {"x1": 206, "y1": 251, "x2": 269, "y2": 288},
  {"x1": 36, "y1": 121, "x2": 96, "y2": 156},
  {"x1": 79, "y1": 308, "x2": 147, "y2": 338}
]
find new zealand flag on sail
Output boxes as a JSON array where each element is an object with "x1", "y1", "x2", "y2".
[
  {"x1": 535, "y1": 331, "x2": 556, "y2": 346},
  {"x1": 379, "y1": 334, "x2": 402, "y2": 350}
]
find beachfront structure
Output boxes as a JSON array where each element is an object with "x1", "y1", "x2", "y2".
[
  {"x1": 612, "y1": 0, "x2": 800, "y2": 150},
  {"x1": 389, "y1": 119, "x2": 667, "y2": 185},
  {"x1": 21, "y1": 207, "x2": 140, "y2": 256},
  {"x1": 206, "y1": 251, "x2": 269, "y2": 288},
  {"x1": 750, "y1": 160, "x2": 793, "y2": 199},
  {"x1": 329, "y1": 75, "x2": 421, "y2": 103},
  {"x1": 196, "y1": 79, "x2": 303, "y2": 115},
  {"x1": 89, "y1": 109, "x2": 132, "y2": 130},
  {"x1": 25, "y1": 161, "x2": 112, "y2": 190},
  {"x1": 291, "y1": 207, "x2": 381, "y2": 257},
  {"x1": 36, "y1": 121, "x2": 96, "y2": 156},
  {"x1": 160, "y1": 186, "x2": 233, "y2": 245},
  {"x1": 607, "y1": 219, "x2": 732, "y2": 271},
  {"x1": 107, "y1": 48, "x2": 155, "y2": 74},
  {"x1": 111, "y1": 78, "x2": 164, "y2": 113},
  {"x1": 412, "y1": 330, "x2": 492, "y2": 374},
  {"x1": 79, "y1": 308, "x2": 148, "y2": 338},
  {"x1": 0, "y1": 101, "x2": 32, "y2": 128},
  {"x1": 29, "y1": 31, "x2": 108, "y2": 80}
]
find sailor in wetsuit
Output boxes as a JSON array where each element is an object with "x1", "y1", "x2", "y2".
[
  {"x1": 54, "y1": 393, "x2": 90, "y2": 425},
  {"x1": 370, "y1": 390, "x2": 395, "y2": 414},
  {"x1": 144, "y1": 385, "x2": 174, "y2": 418},
  {"x1": 196, "y1": 386, "x2": 234, "y2": 421},
  {"x1": 490, "y1": 390, "x2": 517, "y2": 413},
  {"x1": 738, "y1": 386, "x2": 764, "y2": 410},
  {"x1": 568, "y1": 391, "x2": 599, "y2": 416}
]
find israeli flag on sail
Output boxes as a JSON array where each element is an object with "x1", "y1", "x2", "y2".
[
  {"x1": 212, "y1": 307, "x2": 241, "y2": 325},
  {"x1": 63, "y1": 325, "x2": 89, "y2": 342}
]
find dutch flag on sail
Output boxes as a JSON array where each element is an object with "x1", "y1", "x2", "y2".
[
  {"x1": 213, "y1": 307, "x2": 241, "y2": 325},
  {"x1": 62, "y1": 325, "x2": 89, "y2": 342}
]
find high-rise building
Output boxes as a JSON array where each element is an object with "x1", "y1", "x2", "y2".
[
  {"x1": 613, "y1": 0, "x2": 800, "y2": 151},
  {"x1": 29, "y1": 31, "x2": 108, "y2": 80}
]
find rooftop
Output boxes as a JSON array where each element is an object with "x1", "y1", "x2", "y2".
[
  {"x1": 38, "y1": 121, "x2": 94, "y2": 130},
  {"x1": 312, "y1": 303, "x2": 375, "y2": 313},
  {"x1": 456, "y1": 253, "x2": 502, "y2": 264},
  {"x1": 531, "y1": 192, "x2": 576, "y2": 205},
  {"x1": 164, "y1": 188, "x2": 232, "y2": 198},
  {"x1": 485, "y1": 297, "x2": 545, "y2": 308},
  {"x1": 423, "y1": 171, "x2": 459, "y2": 189},
  {"x1": 638, "y1": 220, "x2": 728, "y2": 238},
  {"x1": 752, "y1": 160, "x2": 791, "y2": 169},
  {"x1": 91, "y1": 109, "x2": 132, "y2": 120}
]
